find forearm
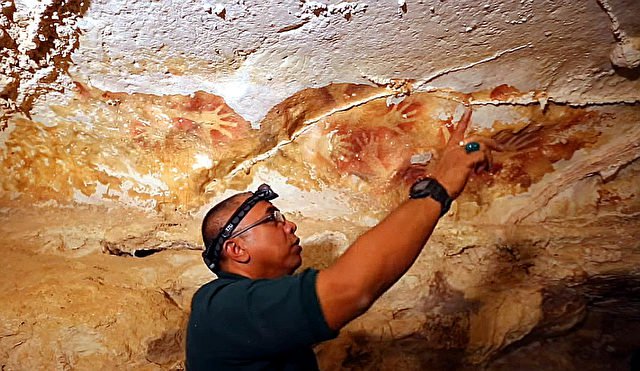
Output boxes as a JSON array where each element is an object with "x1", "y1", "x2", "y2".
[
  {"x1": 338, "y1": 197, "x2": 440, "y2": 296},
  {"x1": 317, "y1": 196, "x2": 442, "y2": 329}
]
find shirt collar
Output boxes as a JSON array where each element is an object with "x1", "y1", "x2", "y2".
[{"x1": 216, "y1": 270, "x2": 250, "y2": 280}]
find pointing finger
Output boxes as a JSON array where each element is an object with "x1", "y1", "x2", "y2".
[{"x1": 451, "y1": 109, "x2": 472, "y2": 143}]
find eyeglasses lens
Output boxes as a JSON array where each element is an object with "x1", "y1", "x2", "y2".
[{"x1": 274, "y1": 210, "x2": 285, "y2": 223}]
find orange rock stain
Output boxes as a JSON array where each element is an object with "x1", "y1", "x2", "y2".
[
  {"x1": 0, "y1": 82, "x2": 610, "y2": 214},
  {"x1": 0, "y1": 82, "x2": 256, "y2": 210}
]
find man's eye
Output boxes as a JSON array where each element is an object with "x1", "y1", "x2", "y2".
[{"x1": 273, "y1": 213, "x2": 285, "y2": 223}]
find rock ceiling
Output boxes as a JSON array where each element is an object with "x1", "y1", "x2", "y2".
[{"x1": 1, "y1": 0, "x2": 639, "y2": 369}]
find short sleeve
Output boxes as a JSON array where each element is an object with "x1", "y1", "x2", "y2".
[{"x1": 201, "y1": 269, "x2": 338, "y2": 358}]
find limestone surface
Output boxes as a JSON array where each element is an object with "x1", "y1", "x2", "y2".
[{"x1": 1, "y1": 0, "x2": 640, "y2": 370}]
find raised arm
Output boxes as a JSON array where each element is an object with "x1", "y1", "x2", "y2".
[{"x1": 316, "y1": 110, "x2": 501, "y2": 330}]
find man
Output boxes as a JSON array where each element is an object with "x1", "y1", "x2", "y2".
[{"x1": 186, "y1": 110, "x2": 501, "y2": 370}]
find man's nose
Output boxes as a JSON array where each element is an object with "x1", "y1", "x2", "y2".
[{"x1": 285, "y1": 219, "x2": 297, "y2": 234}]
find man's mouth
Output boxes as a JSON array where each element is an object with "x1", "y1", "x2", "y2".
[{"x1": 291, "y1": 238, "x2": 302, "y2": 255}]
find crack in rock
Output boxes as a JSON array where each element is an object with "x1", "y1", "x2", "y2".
[
  {"x1": 100, "y1": 225, "x2": 200, "y2": 258},
  {"x1": 277, "y1": 21, "x2": 309, "y2": 33},
  {"x1": 414, "y1": 43, "x2": 533, "y2": 89},
  {"x1": 101, "y1": 240, "x2": 198, "y2": 257},
  {"x1": 223, "y1": 91, "x2": 637, "y2": 184},
  {"x1": 222, "y1": 45, "x2": 534, "y2": 181},
  {"x1": 223, "y1": 90, "x2": 392, "y2": 179},
  {"x1": 596, "y1": 0, "x2": 628, "y2": 43},
  {"x1": 505, "y1": 125, "x2": 640, "y2": 224},
  {"x1": 596, "y1": 0, "x2": 640, "y2": 68}
]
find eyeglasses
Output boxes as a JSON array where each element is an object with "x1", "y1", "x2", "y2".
[{"x1": 229, "y1": 209, "x2": 286, "y2": 239}]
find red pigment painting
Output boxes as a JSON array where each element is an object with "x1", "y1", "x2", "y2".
[
  {"x1": 122, "y1": 91, "x2": 250, "y2": 149},
  {"x1": 385, "y1": 100, "x2": 422, "y2": 132},
  {"x1": 169, "y1": 91, "x2": 248, "y2": 144},
  {"x1": 326, "y1": 99, "x2": 426, "y2": 181}
]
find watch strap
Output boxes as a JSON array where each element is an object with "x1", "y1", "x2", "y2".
[{"x1": 409, "y1": 178, "x2": 453, "y2": 217}]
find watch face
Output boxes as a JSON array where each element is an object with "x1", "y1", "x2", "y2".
[
  {"x1": 414, "y1": 180, "x2": 428, "y2": 191},
  {"x1": 409, "y1": 178, "x2": 452, "y2": 216},
  {"x1": 410, "y1": 179, "x2": 432, "y2": 197}
]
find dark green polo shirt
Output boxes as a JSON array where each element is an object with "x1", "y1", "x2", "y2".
[{"x1": 186, "y1": 269, "x2": 338, "y2": 371}]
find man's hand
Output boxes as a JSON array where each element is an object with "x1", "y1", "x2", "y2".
[{"x1": 431, "y1": 109, "x2": 502, "y2": 199}]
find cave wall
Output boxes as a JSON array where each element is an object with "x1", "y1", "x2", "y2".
[{"x1": 1, "y1": 0, "x2": 639, "y2": 369}]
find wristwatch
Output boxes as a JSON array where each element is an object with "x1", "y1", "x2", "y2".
[{"x1": 409, "y1": 177, "x2": 453, "y2": 217}]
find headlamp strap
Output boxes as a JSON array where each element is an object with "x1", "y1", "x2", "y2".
[{"x1": 203, "y1": 184, "x2": 279, "y2": 271}]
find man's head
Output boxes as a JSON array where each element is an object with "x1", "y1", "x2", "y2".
[{"x1": 202, "y1": 185, "x2": 301, "y2": 279}]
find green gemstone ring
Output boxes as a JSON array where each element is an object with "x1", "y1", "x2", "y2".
[{"x1": 464, "y1": 142, "x2": 481, "y2": 154}]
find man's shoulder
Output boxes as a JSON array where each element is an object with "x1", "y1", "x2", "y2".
[
  {"x1": 192, "y1": 275, "x2": 242, "y2": 302},
  {"x1": 192, "y1": 269, "x2": 319, "y2": 305}
]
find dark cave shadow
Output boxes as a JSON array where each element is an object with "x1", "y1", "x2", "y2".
[
  {"x1": 478, "y1": 272, "x2": 640, "y2": 370},
  {"x1": 613, "y1": 65, "x2": 640, "y2": 81},
  {"x1": 318, "y1": 332, "x2": 475, "y2": 371},
  {"x1": 484, "y1": 310, "x2": 640, "y2": 371}
]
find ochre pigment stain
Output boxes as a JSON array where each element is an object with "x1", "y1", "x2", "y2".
[
  {"x1": 0, "y1": 82, "x2": 606, "y2": 213},
  {"x1": 326, "y1": 98, "x2": 426, "y2": 182},
  {"x1": 489, "y1": 84, "x2": 521, "y2": 100},
  {"x1": 1, "y1": 83, "x2": 256, "y2": 210},
  {"x1": 270, "y1": 84, "x2": 604, "y2": 212},
  {"x1": 461, "y1": 106, "x2": 601, "y2": 207},
  {"x1": 96, "y1": 86, "x2": 249, "y2": 149},
  {"x1": 330, "y1": 126, "x2": 410, "y2": 181},
  {"x1": 259, "y1": 84, "x2": 389, "y2": 147}
]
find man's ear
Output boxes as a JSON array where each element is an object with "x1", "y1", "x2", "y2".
[{"x1": 222, "y1": 238, "x2": 250, "y2": 264}]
